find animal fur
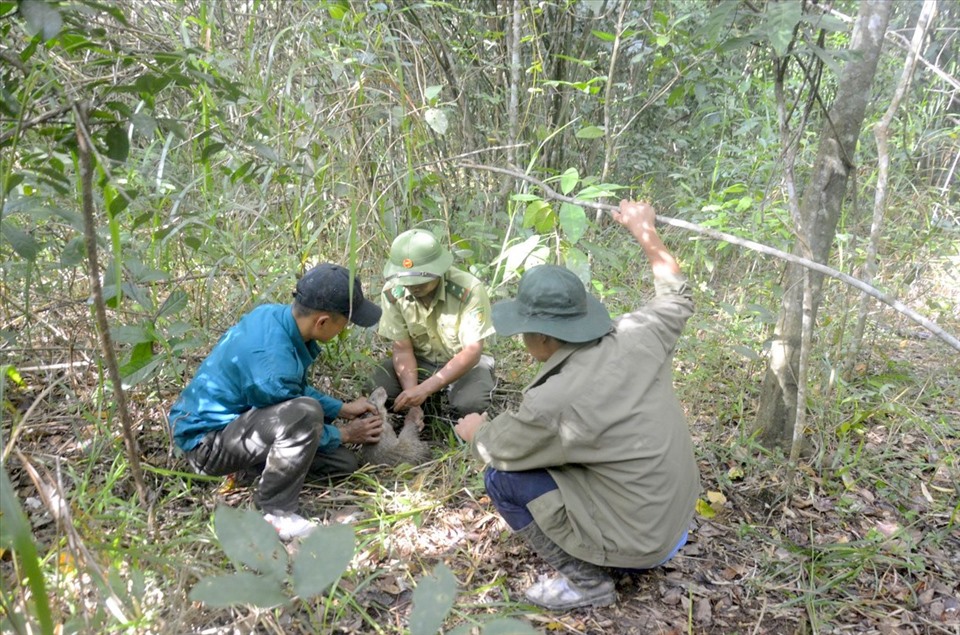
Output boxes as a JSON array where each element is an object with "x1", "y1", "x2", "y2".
[{"x1": 360, "y1": 387, "x2": 431, "y2": 466}]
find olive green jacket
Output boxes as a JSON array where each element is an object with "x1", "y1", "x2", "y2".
[
  {"x1": 379, "y1": 268, "x2": 494, "y2": 365},
  {"x1": 472, "y1": 272, "x2": 699, "y2": 569}
]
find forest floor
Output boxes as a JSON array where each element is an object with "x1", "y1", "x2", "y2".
[{"x1": 3, "y1": 297, "x2": 959, "y2": 635}]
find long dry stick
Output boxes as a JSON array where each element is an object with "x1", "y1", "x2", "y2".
[
  {"x1": 459, "y1": 162, "x2": 960, "y2": 353},
  {"x1": 75, "y1": 103, "x2": 149, "y2": 505}
]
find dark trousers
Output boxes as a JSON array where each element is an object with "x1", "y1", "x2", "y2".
[
  {"x1": 484, "y1": 466, "x2": 559, "y2": 530},
  {"x1": 370, "y1": 355, "x2": 495, "y2": 417},
  {"x1": 485, "y1": 466, "x2": 689, "y2": 568},
  {"x1": 185, "y1": 397, "x2": 358, "y2": 514}
]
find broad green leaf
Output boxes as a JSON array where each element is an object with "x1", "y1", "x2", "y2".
[
  {"x1": 157, "y1": 290, "x2": 188, "y2": 320},
  {"x1": 201, "y1": 142, "x2": 226, "y2": 161},
  {"x1": 492, "y1": 234, "x2": 543, "y2": 283},
  {"x1": 1, "y1": 222, "x2": 41, "y2": 260},
  {"x1": 103, "y1": 126, "x2": 129, "y2": 162},
  {"x1": 291, "y1": 524, "x2": 355, "y2": 599},
  {"x1": 111, "y1": 324, "x2": 153, "y2": 345},
  {"x1": 59, "y1": 236, "x2": 85, "y2": 267},
  {"x1": 189, "y1": 572, "x2": 287, "y2": 608},
  {"x1": 424, "y1": 85, "x2": 442, "y2": 101},
  {"x1": 522, "y1": 200, "x2": 550, "y2": 230},
  {"x1": 19, "y1": 0, "x2": 62, "y2": 40},
  {"x1": 576, "y1": 183, "x2": 622, "y2": 199},
  {"x1": 409, "y1": 563, "x2": 458, "y2": 635},
  {"x1": 424, "y1": 108, "x2": 448, "y2": 135},
  {"x1": 559, "y1": 168, "x2": 579, "y2": 195},
  {"x1": 157, "y1": 117, "x2": 186, "y2": 140},
  {"x1": 328, "y1": 1, "x2": 349, "y2": 20},
  {"x1": 575, "y1": 125, "x2": 604, "y2": 139},
  {"x1": 809, "y1": 44, "x2": 843, "y2": 78},
  {"x1": 696, "y1": 0, "x2": 740, "y2": 44},
  {"x1": 563, "y1": 247, "x2": 590, "y2": 284},
  {"x1": 120, "y1": 348, "x2": 163, "y2": 388},
  {"x1": 129, "y1": 112, "x2": 156, "y2": 138},
  {"x1": 482, "y1": 618, "x2": 540, "y2": 634},
  {"x1": 763, "y1": 0, "x2": 803, "y2": 57},
  {"x1": 213, "y1": 505, "x2": 288, "y2": 582},
  {"x1": 559, "y1": 203, "x2": 587, "y2": 244}
]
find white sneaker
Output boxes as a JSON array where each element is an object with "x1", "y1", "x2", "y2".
[{"x1": 263, "y1": 511, "x2": 316, "y2": 541}]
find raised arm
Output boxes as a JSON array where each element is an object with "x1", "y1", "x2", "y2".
[{"x1": 611, "y1": 200, "x2": 680, "y2": 278}]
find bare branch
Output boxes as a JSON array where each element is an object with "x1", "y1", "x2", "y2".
[{"x1": 458, "y1": 161, "x2": 960, "y2": 353}]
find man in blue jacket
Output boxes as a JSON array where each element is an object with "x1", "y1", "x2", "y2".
[{"x1": 169, "y1": 263, "x2": 384, "y2": 540}]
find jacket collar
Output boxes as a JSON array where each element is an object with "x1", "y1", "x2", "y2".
[{"x1": 526, "y1": 341, "x2": 586, "y2": 390}]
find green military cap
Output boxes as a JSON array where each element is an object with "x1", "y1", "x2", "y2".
[
  {"x1": 383, "y1": 229, "x2": 453, "y2": 285},
  {"x1": 492, "y1": 265, "x2": 612, "y2": 342}
]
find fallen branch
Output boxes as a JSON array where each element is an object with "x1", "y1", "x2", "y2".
[{"x1": 459, "y1": 161, "x2": 960, "y2": 353}]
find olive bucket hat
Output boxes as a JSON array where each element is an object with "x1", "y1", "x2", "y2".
[
  {"x1": 383, "y1": 229, "x2": 454, "y2": 286},
  {"x1": 492, "y1": 265, "x2": 613, "y2": 343}
]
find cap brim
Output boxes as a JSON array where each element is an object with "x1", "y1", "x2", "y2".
[
  {"x1": 348, "y1": 298, "x2": 382, "y2": 328},
  {"x1": 492, "y1": 295, "x2": 612, "y2": 343}
]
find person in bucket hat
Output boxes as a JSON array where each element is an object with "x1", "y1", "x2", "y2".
[
  {"x1": 169, "y1": 263, "x2": 385, "y2": 541},
  {"x1": 455, "y1": 201, "x2": 700, "y2": 612},
  {"x1": 371, "y1": 229, "x2": 496, "y2": 427}
]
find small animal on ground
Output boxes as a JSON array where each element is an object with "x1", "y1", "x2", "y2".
[{"x1": 359, "y1": 386, "x2": 431, "y2": 466}]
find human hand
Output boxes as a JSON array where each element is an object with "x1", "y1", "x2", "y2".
[
  {"x1": 339, "y1": 398, "x2": 378, "y2": 420},
  {"x1": 454, "y1": 412, "x2": 487, "y2": 443},
  {"x1": 393, "y1": 385, "x2": 432, "y2": 411},
  {"x1": 404, "y1": 405, "x2": 425, "y2": 432},
  {"x1": 612, "y1": 199, "x2": 656, "y2": 235},
  {"x1": 340, "y1": 415, "x2": 383, "y2": 444}
]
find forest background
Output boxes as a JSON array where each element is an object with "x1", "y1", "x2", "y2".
[{"x1": 1, "y1": 0, "x2": 958, "y2": 634}]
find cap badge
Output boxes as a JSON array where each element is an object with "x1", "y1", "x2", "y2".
[{"x1": 402, "y1": 258, "x2": 414, "y2": 268}]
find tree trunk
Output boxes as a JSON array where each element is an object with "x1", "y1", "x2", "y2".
[
  {"x1": 754, "y1": 0, "x2": 893, "y2": 449},
  {"x1": 843, "y1": 0, "x2": 937, "y2": 377}
]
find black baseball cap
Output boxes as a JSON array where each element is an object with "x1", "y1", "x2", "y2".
[{"x1": 293, "y1": 263, "x2": 382, "y2": 327}]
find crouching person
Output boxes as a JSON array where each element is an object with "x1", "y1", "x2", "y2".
[
  {"x1": 455, "y1": 200, "x2": 700, "y2": 611},
  {"x1": 168, "y1": 264, "x2": 384, "y2": 541}
]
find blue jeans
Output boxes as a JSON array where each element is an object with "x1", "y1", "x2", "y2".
[{"x1": 483, "y1": 466, "x2": 688, "y2": 568}]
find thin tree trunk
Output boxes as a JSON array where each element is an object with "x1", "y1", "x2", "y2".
[
  {"x1": 754, "y1": 0, "x2": 894, "y2": 449},
  {"x1": 75, "y1": 103, "x2": 149, "y2": 507},
  {"x1": 843, "y1": 0, "x2": 938, "y2": 377},
  {"x1": 596, "y1": 0, "x2": 629, "y2": 223}
]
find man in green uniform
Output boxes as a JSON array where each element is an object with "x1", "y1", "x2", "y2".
[
  {"x1": 371, "y1": 229, "x2": 496, "y2": 425},
  {"x1": 455, "y1": 200, "x2": 700, "y2": 611}
]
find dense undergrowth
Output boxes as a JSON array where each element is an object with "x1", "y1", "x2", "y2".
[
  {"x1": 2, "y1": 214, "x2": 957, "y2": 633},
  {"x1": 3, "y1": 1, "x2": 959, "y2": 633}
]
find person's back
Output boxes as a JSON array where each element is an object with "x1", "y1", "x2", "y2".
[{"x1": 455, "y1": 200, "x2": 700, "y2": 611}]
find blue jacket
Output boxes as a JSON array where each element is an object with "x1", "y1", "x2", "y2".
[{"x1": 169, "y1": 304, "x2": 344, "y2": 452}]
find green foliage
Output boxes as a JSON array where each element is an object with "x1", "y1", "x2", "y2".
[
  {"x1": 189, "y1": 504, "x2": 354, "y2": 608},
  {"x1": 192, "y1": 505, "x2": 535, "y2": 633},
  {"x1": 0, "y1": 465, "x2": 53, "y2": 635},
  {"x1": 1, "y1": 0, "x2": 957, "y2": 632}
]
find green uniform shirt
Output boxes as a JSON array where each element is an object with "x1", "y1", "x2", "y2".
[
  {"x1": 378, "y1": 268, "x2": 495, "y2": 364},
  {"x1": 471, "y1": 271, "x2": 699, "y2": 569}
]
